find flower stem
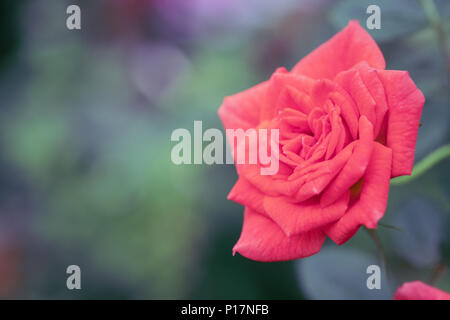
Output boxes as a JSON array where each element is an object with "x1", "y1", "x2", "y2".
[
  {"x1": 378, "y1": 222, "x2": 403, "y2": 232},
  {"x1": 366, "y1": 228, "x2": 388, "y2": 277},
  {"x1": 430, "y1": 263, "x2": 447, "y2": 285}
]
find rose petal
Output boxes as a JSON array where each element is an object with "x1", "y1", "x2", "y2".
[
  {"x1": 289, "y1": 141, "x2": 355, "y2": 200},
  {"x1": 325, "y1": 108, "x2": 343, "y2": 159},
  {"x1": 394, "y1": 281, "x2": 450, "y2": 300},
  {"x1": 240, "y1": 162, "x2": 304, "y2": 197},
  {"x1": 218, "y1": 81, "x2": 268, "y2": 131},
  {"x1": 292, "y1": 20, "x2": 385, "y2": 79},
  {"x1": 329, "y1": 91, "x2": 359, "y2": 139},
  {"x1": 232, "y1": 208, "x2": 326, "y2": 262},
  {"x1": 377, "y1": 70, "x2": 425, "y2": 177},
  {"x1": 228, "y1": 178, "x2": 265, "y2": 214},
  {"x1": 320, "y1": 116, "x2": 374, "y2": 206},
  {"x1": 264, "y1": 68, "x2": 315, "y2": 120},
  {"x1": 277, "y1": 86, "x2": 315, "y2": 115},
  {"x1": 353, "y1": 62, "x2": 388, "y2": 138},
  {"x1": 263, "y1": 191, "x2": 349, "y2": 236},
  {"x1": 335, "y1": 68, "x2": 378, "y2": 130},
  {"x1": 325, "y1": 142, "x2": 392, "y2": 245}
]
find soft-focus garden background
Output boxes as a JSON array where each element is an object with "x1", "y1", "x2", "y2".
[{"x1": 0, "y1": 0, "x2": 449, "y2": 299}]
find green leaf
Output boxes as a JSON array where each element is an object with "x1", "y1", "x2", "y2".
[
  {"x1": 390, "y1": 196, "x2": 444, "y2": 268},
  {"x1": 297, "y1": 246, "x2": 393, "y2": 299}
]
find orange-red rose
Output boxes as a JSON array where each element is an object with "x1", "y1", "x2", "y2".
[
  {"x1": 394, "y1": 281, "x2": 450, "y2": 300},
  {"x1": 219, "y1": 21, "x2": 424, "y2": 262}
]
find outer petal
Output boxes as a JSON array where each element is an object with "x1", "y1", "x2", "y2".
[
  {"x1": 377, "y1": 70, "x2": 425, "y2": 177},
  {"x1": 228, "y1": 178, "x2": 265, "y2": 214},
  {"x1": 218, "y1": 81, "x2": 268, "y2": 131},
  {"x1": 263, "y1": 191, "x2": 349, "y2": 236},
  {"x1": 233, "y1": 208, "x2": 326, "y2": 262},
  {"x1": 228, "y1": 177, "x2": 349, "y2": 237},
  {"x1": 292, "y1": 21, "x2": 385, "y2": 79},
  {"x1": 394, "y1": 281, "x2": 450, "y2": 300},
  {"x1": 325, "y1": 142, "x2": 392, "y2": 245}
]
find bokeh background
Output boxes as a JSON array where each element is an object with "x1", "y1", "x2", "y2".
[{"x1": 0, "y1": 0, "x2": 449, "y2": 299}]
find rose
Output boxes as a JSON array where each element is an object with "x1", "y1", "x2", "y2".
[
  {"x1": 218, "y1": 21, "x2": 424, "y2": 262},
  {"x1": 394, "y1": 281, "x2": 450, "y2": 300}
]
